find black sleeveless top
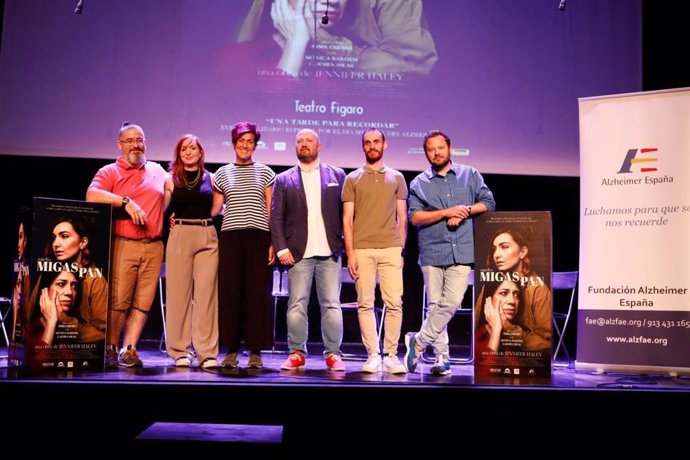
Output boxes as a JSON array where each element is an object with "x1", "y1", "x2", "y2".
[{"x1": 170, "y1": 170, "x2": 214, "y2": 219}]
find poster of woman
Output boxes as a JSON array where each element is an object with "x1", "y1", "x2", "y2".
[
  {"x1": 7, "y1": 208, "x2": 32, "y2": 367},
  {"x1": 473, "y1": 211, "x2": 552, "y2": 378},
  {"x1": 21, "y1": 197, "x2": 112, "y2": 370}
]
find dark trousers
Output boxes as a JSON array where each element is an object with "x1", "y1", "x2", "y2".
[{"x1": 218, "y1": 229, "x2": 273, "y2": 351}]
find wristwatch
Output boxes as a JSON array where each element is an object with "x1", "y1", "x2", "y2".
[{"x1": 121, "y1": 196, "x2": 131, "y2": 207}]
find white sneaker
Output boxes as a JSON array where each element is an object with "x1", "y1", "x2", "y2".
[
  {"x1": 361, "y1": 354, "x2": 382, "y2": 373},
  {"x1": 430, "y1": 355, "x2": 452, "y2": 375},
  {"x1": 383, "y1": 354, "x2": 406, "y2": 374},
  {"x1": 201, "y1": 358, "x2": 219, "y2": 369},
  {"x1": 175, "y1": 356, "x2": 191, "y2": 367}
]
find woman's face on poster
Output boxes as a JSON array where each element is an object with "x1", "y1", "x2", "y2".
[
  {"x1": 492, "y1": 232, "x2": 526, "y2": 271},
  {"x1": 52, "y1": 222, "x2": 83, "y2": 262},
  {"x1": 17, "y1": 222, "x2": 26, "y2": 259},
  {"x1": 49, "y1": 271, "x2": 78, "y2": 314},
  {"x1": 13, "y1": 270, "x2": 24, "y2": 305},
  {"x1": 491, "y1": 280, "x2": 520, "y2": 321}
]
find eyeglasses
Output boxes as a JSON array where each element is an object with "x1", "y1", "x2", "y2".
[{"x1": 119, "y1": 138, "x2": 146, "y2": 145}]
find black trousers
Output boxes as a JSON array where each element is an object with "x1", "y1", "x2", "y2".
[{"x1": 218, "y1": 229, "x2": 274, "y2": 351}]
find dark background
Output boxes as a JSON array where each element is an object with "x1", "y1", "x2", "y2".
[{"x1": 1, "y1": 1, "x2": 687, "y2": 356}]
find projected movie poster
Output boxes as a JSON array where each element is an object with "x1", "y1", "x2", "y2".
[
  {"x1": 21, "y1": 198, "x2": 111, "y2": 371},
  {"x1": 0, "y1": 1, "x2": 642, "y2": 176},
  {"x1": 217, "y1": 0, "x2": 439, "y2": 165},
  {"x1": 473, "y1": 212, "x2": 552, "y2": 378}
]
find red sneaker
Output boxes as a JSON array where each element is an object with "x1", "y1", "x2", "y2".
[
  {"x1": 326, "y1": 353, "x2": 346, "y2": 372},
  {"x1": 281, "y1": 351, "x2": 306, "y2": 370}
]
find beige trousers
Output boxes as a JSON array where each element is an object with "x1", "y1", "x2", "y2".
[
  {"x1": 354, "y1": 247, "x2": 403, "y2": 356},
  {"x1": 165, "y1": 224, "x2": 219, "y2": 363}
]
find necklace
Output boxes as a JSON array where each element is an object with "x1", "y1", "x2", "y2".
[{"x1": 183, "y1": 169, "x2": 202, "y2": 190}]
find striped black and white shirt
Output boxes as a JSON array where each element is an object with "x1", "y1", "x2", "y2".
[{"x1": 213, "y1": 162, "x2": 276, "y2": 232}]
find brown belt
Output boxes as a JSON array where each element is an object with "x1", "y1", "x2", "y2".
[{"x1": 174, "y1": 219, "x2": 214, "y2": 227}]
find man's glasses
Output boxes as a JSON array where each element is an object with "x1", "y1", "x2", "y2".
[{"x1": 120, "y1": 138, "x2": 145, "y2": 145}]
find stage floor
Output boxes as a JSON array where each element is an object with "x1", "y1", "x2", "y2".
[
  {"x1": 3, "y1": 342, "x2": 689, "y2": 390},
  {"x1": 2, "y1": 342, "x2": 689, "y2": 453}
]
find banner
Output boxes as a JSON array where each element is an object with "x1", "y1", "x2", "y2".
[
  {"x1": 17, "y1": 198, "x2": 112, "y2": 371},
  {"x1": 474, "y1": 212, "x2": 552, "y2": 378},
  {"x1": 577, "y1": 88, "x2": 690, "y2": 374}
]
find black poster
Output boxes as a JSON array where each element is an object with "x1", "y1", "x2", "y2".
[{"x1": 7, "y1": 206, "x2": 32, "y2": 367}]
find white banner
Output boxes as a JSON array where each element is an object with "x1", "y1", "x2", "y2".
[{"x1": 577, "y1": 88, "x2": 690, "y2": 374}]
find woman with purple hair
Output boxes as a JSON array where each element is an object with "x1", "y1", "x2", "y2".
[{"x1": 213, "y1": 122, "x2": 276, "y2": 369}]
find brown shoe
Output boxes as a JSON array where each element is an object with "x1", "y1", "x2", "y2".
[
  {"x1": 248, "y1": 352, "x2": 263, "y2": 369},
  {"x1": 105, "y1": 345, "x2": 119, "y2": 369},
  {"x1": 118, "y1": 345, "x2": 143, "y2": 368},
  {"x1": 221, "y1": 352, "x2": 239, "y2": 368}
]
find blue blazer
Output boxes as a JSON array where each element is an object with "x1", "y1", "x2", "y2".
[{"x1": 270, "y1": 163, "x2": 345, "y2": 263}]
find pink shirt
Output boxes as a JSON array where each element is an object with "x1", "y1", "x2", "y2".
[{"x1": 89, "y1": 156, "x2": 166, "y2": 239}]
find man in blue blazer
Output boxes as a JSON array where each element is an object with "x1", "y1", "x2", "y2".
[{"x1": 270, "y1": 128, "x2": 346, "y2": 371}]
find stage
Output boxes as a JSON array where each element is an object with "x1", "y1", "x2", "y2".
[{"x1": 2, "y1": 342, "x2": 689, "y2": 453}]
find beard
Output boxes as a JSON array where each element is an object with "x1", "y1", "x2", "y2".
[
  {"x1": 430, "y1": 155, "x2": 450, "y2": 171},
  {"x1": 365, "y1": 148, "x2": 382, "y2": 164},
  {"x1": 125, "y1": 149, "x2": 144, "y2": 165},
  {"x1": 297, "y1": 147, "x2": 317, "y2": 163}
]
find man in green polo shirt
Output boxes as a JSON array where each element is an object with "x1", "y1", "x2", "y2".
[{"x1": 342, "y1": 128, "x2": 408, "y2": 374}]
